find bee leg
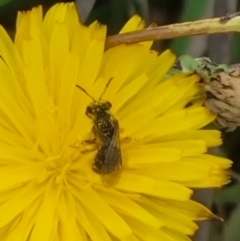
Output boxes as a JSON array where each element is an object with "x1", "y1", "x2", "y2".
[
  {"x1": 70, "y1": 137, "x2": 97, "y2": 153},
  {"x1": 121, "y1": 136, "x2": 132, "y2": 143},
  {"x1": 82, "y1": 138, "x2": 96, "y2": 144},
  {"x1": 80, "y1": 138, "x2": 97, "y2": 153},
  {"x1": 81, "y1": 146, "x2": 97, "y2": 153},
  {"x1": 70, "y1": 143, "x2": 97, "y2": 153},
  {"x1": 69, "y1": 144, "x2": 81, "y2": 151}
]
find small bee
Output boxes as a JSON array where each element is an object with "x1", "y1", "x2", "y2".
[{"x1": 76, "y1": 79, "x2": 122, "y2": 187}]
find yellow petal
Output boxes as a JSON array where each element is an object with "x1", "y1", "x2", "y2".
[
  {"x1": 120, "y1": 15, "x2": 145, "y2": 33},
  {"x1": 5, "y1": 197, "x2": 42, "y2": 241},
  {"x1": 120, "y1": 15, "x2": 153, "y2": 49},
  {"x1": 137, "y1": 197, "x2": 198, "y2": 235},
  {"x1": 0, "y1": 162, "x2": 45, "y2": 189},
  {"x1": 76, "y1": 203, "x2": 112, "y2": 241},
  {"x1": 30, "y1": 179, "x2": 62, "y2": 241},
  {"x1": 0, "y1": 181, "x2": 45, "y2": 227},
  {"x1": 162, "y1": 228, "x2": 192, "y2": 241},
  {"x1": 137, "y1": 107, "x2": 215, "y2": 139},
  {"x1": 57, "y1": 191, "x2": 85, "y2": 241},
  {"x1": 152, "y1": 198, "x2": 215, "y2": 220},
  {"x1": 70, "y1": 184, "x2": 133, "y2": 240},
  {"x1": 123, "y1": 215, "x2": 176, "y2": 241},
  {"x1": 98, "y1": 189, "x2": 162, "y2": 228},
  {"x1": 126, "y1": 146, "x2": 181, "y2": 165},
  {"x1": 117, "y1": 173, "x2": 192, "y2": 200},
  {"x1": 158, "y1": 130, "x2": 222, "y2": 147}
]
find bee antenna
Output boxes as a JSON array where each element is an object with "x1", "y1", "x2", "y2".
[
  {"x1": 99, "y1": 77, "x2": 113, "y2": 100},
  {"x1": 76, "y1": 85, "x2": 96, "y2": 101}
]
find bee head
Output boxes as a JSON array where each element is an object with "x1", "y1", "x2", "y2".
[{"x1": 86, "y1": 101, "x2": 112, "y2": 117}]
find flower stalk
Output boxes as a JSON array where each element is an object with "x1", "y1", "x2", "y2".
[{"x1": 106, "y1": 12, "x2": 240, "y2": 49}]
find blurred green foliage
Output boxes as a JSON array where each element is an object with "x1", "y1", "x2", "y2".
[
  {"x1": 231, "y1": 1, "x2": 240, "y2": 64},
  {"x1": 0, "y1": 0, "x2": 14, "y2": 7},
  {"x1": 169, "y1": 0, "x2": 209, "y2": 55}
]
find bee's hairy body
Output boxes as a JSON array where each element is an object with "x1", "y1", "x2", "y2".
[
  {"x1": 75, "y1": 84, "x2": 122, "y2": 186},
  {"x1": 86, "y1": 101, "x2": 122, "y2": 175},
  {"x1": 93, "y1": 114, "x2": 115, "y2": 143}
]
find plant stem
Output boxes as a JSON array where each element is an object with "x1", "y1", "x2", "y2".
[{"x1": 106, "y1": 12, "x2": 240, "y2": 49}]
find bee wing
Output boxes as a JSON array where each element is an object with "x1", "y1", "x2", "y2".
[
  {"x1": 101, "y1": 119, "x2": 122, "y2": 187},
  {"x1": 108, "y1": 119, "x2": 121, "y2": 154},
  {"x1": 101, "y1": 163, "x2": 122, "y2": 187}
]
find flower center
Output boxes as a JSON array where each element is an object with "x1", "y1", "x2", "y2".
[{"x1": 37, "y1": 155, "x2": 71, "y2": 184}]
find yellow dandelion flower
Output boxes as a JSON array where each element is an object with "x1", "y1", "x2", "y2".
[{"x1": 0, "y1": 3, "x2": 231, "y2": 241}]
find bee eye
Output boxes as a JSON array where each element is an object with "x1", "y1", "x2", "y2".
[
  {"x1": 86, "y1": 106, "x2": 92, "y2": 114},
  {"x1": 105, "y1": 101, "x2": 112, "y2": 110}
]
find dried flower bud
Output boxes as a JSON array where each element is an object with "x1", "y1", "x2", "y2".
[
  {"x1": 176, "y1": 55, "x2": 240, "y2": 129},
  {"x1": 204, "y1": 65, "x2": 240, "y2": 128}
]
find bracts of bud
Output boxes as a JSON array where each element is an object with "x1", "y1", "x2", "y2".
[
  {"x1": 204, "y1": 65, "x2": 240, "y2": 128},
  {"x1": 176, "y1": 56, "x2": 240, "y2": 129}
]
